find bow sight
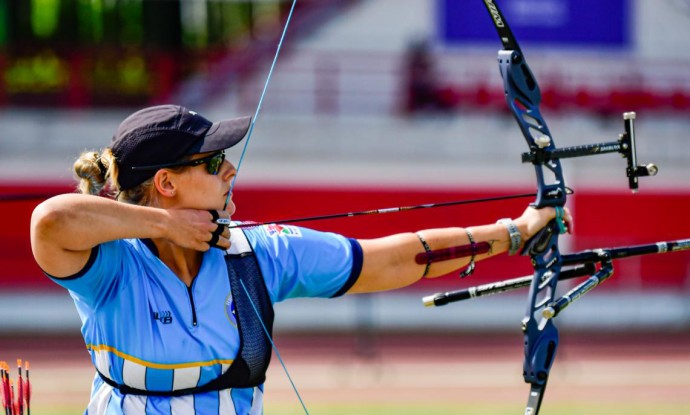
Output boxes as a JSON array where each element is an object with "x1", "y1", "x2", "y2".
[{"x1": 520, "y1": 111, "x2": 658, "y2": 193}]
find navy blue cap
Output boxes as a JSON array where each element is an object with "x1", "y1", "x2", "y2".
[{"x1": 111, "y1": 105, "x2": 250, "y2": 190}]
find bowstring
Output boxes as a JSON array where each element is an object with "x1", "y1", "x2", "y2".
[
  {"x1": 224, "y1": 0, "x2": 298, "y2": 210},
  {"x1": 239, "y1": 279, "x2": 310, "y2": 415},
  {"x1": 221, "y1": 1, "x2": 307, "y2": 413}
]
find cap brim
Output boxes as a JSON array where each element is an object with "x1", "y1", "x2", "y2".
[{"x1": 196, "y1": 115, "x2": 251, "y2": 153}]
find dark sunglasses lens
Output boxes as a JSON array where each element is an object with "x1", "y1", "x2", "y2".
[{"x1": 207, "y1": 153, "x2": 224, "y2": 175}]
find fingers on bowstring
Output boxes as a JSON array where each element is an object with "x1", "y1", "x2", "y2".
[
  {"x1": 207, "y1": 210, "x2": 231, "y2": 249},
  {"x1": 208, "y1": 209, "x2": 231, "y2": 226}
]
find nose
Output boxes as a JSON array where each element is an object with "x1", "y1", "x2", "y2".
[{"x1": 221, "y1": 159, "x2": 237, "y2": 181}]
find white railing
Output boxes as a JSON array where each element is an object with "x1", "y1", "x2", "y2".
[{"x1": 236, "y1": 49, "x2": 690, "y2": 116}]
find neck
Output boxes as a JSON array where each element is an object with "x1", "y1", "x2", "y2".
[{"x1": 151, "y1": 239, "x2": 203, "y2": 287}]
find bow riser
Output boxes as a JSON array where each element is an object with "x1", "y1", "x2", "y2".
[
  {"x1": 521, "y1": 225, "x2": 561, "y2": 392},
  {"x1": 491, "y1": 6, "x2": 568, "y2": 414},
  {"x1": 499, "y1": 51, "x2": 567, "y2": 209}
]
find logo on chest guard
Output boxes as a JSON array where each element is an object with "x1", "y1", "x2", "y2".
[
  {"x1": 153, "y1": 310, "x2": 173, "y2": 324},
  {"x1": 225, "y1": 293, "x2": 237, "y2": 327}
]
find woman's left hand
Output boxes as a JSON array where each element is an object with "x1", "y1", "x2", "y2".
[{"x1": 514, "y1": 205, "x2": 573, "y2": 243}]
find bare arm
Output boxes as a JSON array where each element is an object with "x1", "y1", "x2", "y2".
[
  {"x1": 348, "y1": 206, "x2": 571, "y2": 293},
  {"x1": 30, "y1": 194, "x2": 223, "y2": 278}
]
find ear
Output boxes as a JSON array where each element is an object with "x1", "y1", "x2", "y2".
[{"x1": 153, "y1": 169, "x2": 178, "y2": 198}]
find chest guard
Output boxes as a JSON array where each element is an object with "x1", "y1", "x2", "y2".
[{"x1": 99, "y1": 227, "x2": 275, "y2": 396}]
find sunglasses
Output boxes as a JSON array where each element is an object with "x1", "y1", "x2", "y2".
[{"x1": 131, "y1": 151, "x2": 226, "y2": 175}]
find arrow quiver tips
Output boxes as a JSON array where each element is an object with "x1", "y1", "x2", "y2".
[
  {"x1": 0, "y1": 358, "x2": 31, "y2": 415},
  {"x1": 619, "y1": 111, "x2": 658, "y2": 193}
]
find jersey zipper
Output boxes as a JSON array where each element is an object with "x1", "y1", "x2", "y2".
[{"x1": 187, "y1": 285, "x2": 198, "y2": 327}]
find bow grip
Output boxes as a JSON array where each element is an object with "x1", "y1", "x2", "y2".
[{"x1": 521, "y1": 220, "x2": 557, "y2": 256}]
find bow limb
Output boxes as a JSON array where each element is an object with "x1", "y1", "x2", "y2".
[{"x1": 501, "y1": 47, "x2": 566, "y2": 415}]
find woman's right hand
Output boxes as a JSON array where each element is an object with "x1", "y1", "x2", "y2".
[{"x1": 164, "y1": 209, "x2": 231, "y2": 251}]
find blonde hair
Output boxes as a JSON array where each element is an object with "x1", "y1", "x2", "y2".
[{"x1": 73, "y1": 148, "x2": 156, "y2": 206}]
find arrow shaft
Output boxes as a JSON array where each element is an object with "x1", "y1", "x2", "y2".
[{"x1": 231, "y1": 192, "x2": 535, "y2": 229}]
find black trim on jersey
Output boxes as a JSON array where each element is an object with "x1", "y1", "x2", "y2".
[
  {"x1": 330, "y1": 238, "x2": 363, "y2": 298},
  {"x1": 45, "y1": 245, "x2": 99, "y2": 281}
]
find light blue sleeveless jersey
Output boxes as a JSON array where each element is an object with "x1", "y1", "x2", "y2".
[{"x1": 50, "y1": 223, "x2": 362, "y2": 414}]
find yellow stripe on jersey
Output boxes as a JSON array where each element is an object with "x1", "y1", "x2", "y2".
[{"x1": 86, "y1": 344, "x2": 234, "y2": 370}]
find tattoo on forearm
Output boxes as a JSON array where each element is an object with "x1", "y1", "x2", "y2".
[{"x1": 487, "y1": 240, "x2": 497, "y2": 255}]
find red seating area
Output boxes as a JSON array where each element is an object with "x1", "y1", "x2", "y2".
[
  {"x1": 3, "y1": 183, "x2": 689, "y2": 292},
  {"x1": 448, "y1": 85, "x2": 690, "y2": 116}
]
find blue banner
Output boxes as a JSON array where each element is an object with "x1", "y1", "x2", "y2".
[{"x1": 439, "y1": 0, "x2": 632, "y2": 48}]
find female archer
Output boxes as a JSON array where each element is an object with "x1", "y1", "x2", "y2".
[{"x1": 30, "y1": 104, "x2": 570, "y2": 414}]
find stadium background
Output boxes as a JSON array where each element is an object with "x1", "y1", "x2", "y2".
[{"x1": 0, "y1": 0, "x2": 689, "y2": 413}]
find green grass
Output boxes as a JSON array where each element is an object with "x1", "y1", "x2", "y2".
[
  {"x1": 32, "y1": 401, "x2": 690, "y2": 414},
  {"x1": 263, "y1": 402, "x2": 690, "y2": 415}
]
